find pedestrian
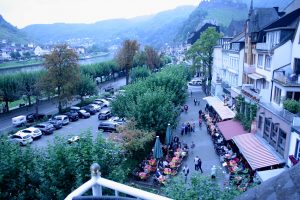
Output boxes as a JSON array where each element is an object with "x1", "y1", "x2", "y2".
[
  {"x1": 194, "y1": 156, "x2": 199, "y2": 170},
  {"x1": 181, "y1": 123, "x2": 185, "y2": 136},
  {"x1": 199, "y1": 117, "x2": 202, "y2": 128},
  {"x1": 190, "y1": 90, "x2": 193, "y2": 97},
  {"x1": 186, "y1": 122, "x2": 191, "y2": 133},
  {"x1": 190, "y1": 141, "x2": 195, "y2": 154},
  {"x1": 197, "y1": 158, "x2": 203, "y2": 173},
  {"x1": 198, "y1": 109, "x2": 202, "y2": 117},
  {"x1": 194, "y1": 98, "x2": 197, "y2": 106},
  {"x1": 182, "y1": 165, "x2": 190, "y2": 183},
  {"x1": 192, "y1": 120, "x2": 195, "y2": 132},
  {"x1": 197, "y1": 98, "x2": 201, "y2": 106}
]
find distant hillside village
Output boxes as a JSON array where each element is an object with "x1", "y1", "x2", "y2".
[
  {"x1": 184, "y1": 0, "x2": 300, "y2": 170},
  {"x1": 0, "y1": 39, "x2": 92, "y2": 62}
]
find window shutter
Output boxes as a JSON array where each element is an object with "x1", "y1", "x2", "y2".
[{"x1": 295, "y1": 139, "x2": 300, "y2": 159}]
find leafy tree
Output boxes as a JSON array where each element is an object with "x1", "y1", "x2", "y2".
[
  {"x1": 144, "y1": 46, "x2": 161, "y2": 71},
  {"x1": 116, "y1": 39, "x2": 140, "y2": 85},
  {"x1": 10, "y1": 51, "x2": 21, "y2": 60},
  {"x1": 0, "y1": 74, "x2": 19, "y2": 112},
  {"x1": 186, "y1": 27, "x2": 220, "y2": 95},
  {"x1": 75, "y1": 74, "x2": 97, "y2": 102},
  {"x1": 43, "y1": 44, "x2": 80, "y2": 113},
  {"x1": 16, "y1": 72, "x2": 39, "y2": 106},
  {"x1": 133, "y1": 50, "x2": 146, "y2": 67},
  {"x1": 283, "y1": 99, "x2": 299, "y2": 114},
  {"x1": 130, "y1": 66, "x2": 151, "y2": 82}
]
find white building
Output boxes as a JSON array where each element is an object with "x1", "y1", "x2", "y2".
[{"x1": 34, "y1": 46, "x2": 50, "y2": 56}]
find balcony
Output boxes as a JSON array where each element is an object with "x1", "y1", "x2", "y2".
[
  {"x1": 256, "y1": 43, "x2": 272, "y2": 51},
  {"x1": 241, "y1": 84, "x2": 260, "y2": 102},
  {"x1": 273, "y1": 67, "x2": 300, "y2": 86},
  {"x1": 244, "y1": 63, "x2": 256, "y2": 74}
]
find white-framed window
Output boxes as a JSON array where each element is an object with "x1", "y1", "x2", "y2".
[
  {"x1": 295, "y1": 139, "x2": 300, "y2": 159},
  {"x1": 278, "y1": 128, "x2": 286, "y2": 150},
  {"x1": 273, "y1": 86, "x2": 282, "y2": 104},
  {"x1": 258, "y1": 54, "x2": 263, "y2": 68},
  {"x1": 265, "y1": 55, "x2": 271, "y2": 70}
]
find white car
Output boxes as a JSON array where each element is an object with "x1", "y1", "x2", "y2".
[
  {"x1": 53, "y1": 115, "x2": 69, "y2": 125},
  {"x1": 17, "y1": 127, "x2": 42, "y2": 140},
  {"x1": 89, "y1": 103, "x2": 101, "y2": 112},
  {"x1": 8, "y1": 132, "x2": 33, "y2": 146},
  {"x1": 94, "y1": 99, "x2": 110, "y2": 107},
  {"x1": 12, "y1": 115, "x2": 27, "y2": 127},
  {"x1": 68, "y1": 136, "x2": 80, "y2": 144}
]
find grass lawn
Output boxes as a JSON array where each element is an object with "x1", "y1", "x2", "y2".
[
  {"x1": 8, "y1": 97, "x2": 35, "y2": 109},
  {"x1": 0, "y1": 60, "x2": 42, "y2": 69}
]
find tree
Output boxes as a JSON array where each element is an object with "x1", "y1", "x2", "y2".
[
  {"x1": 186, "y1": 27, "x2": 220, "y2": 95},
  {"x1": 116, "y1": 39, "x2": 139, "y2": 85},
  {"x1": 16, "y1": 72, "x2": 39, "y2": 106},
  {"x1": 0, "y1": 74, "x2": 19, "y2": 112},
  {"x1": 75, "y1": 74, "x2": 97, "y2": 102},
  {"x1": 130, "y1": 66, "x2": 151, "y2": 82},
  {"x1": 133, "y1": 50, "x2": 146, "y2": 67},
  {"x1": 43, "y1": 44, "x2": 80, "y2": 113},
  {"x1": 144, "y1": 46, "x2": 161, "y2": 71}
]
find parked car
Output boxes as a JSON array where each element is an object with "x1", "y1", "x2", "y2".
[
  {"x1": 26, "y1": 113, "x2": 46, "y2": 123},
  {"x1": 108, "y1": 116, "x2": 126, "y2": 125},
  {"x1": 48, "y1": 118, "x2": 63, "y2": 129},
  {"x1": 78, "y1": 109, "x2": 90, "y2": 118},
  {"x1": 188, "y1": 78, "x2": 202, "y2": 86},
  {"x1": 17, "y1": 127, "x2": 42, "y2": 140},
  {"x1": 98, "y1": 109, "x2": 112, "y2": 120},
  {"x1": 98, "y1": 121, "x2": 118, "y2": 132},
  {"x1": 89, "y1": 104, "x2": 101, "y2": 112},
  {"x1": 68, "y1": 136, "x2": 80, "y2": 144},
  {"x1": 64, "y1": 111, "x2": 79, "y2": 122},
  {"x1": 70, "y1": 106, "x2": 80, "y2": 112},
  {"x1": 34, "y1": 122, "x2": 55, "y2": 135},
  {"x1": 94, "y1": 99, "x2": 110, "y2": 107},
  {"x1": 12, "y1": 115, "x2": 27, "y2": 127},
  {"x1": 104, "y1": 85, "x2": 114, "y2": 92},
  {"x1": 53, "y1": 115, "x2": 69, "y2": 125},
  {"x1": 8, "y1": 132, "x2": 33, "y2": 146},
  {"x1": 82, "y1": 105, "x2": 97, "y2": 115}
]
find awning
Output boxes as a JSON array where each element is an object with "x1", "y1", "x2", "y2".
[
  {"x1": 233, "y1": 133, "x2": 282, "y2": 170},
  {"x1": 216, "y1": 120, "x2": 247, "y2": 141},
  {"x1": 256, "y1": 168, "x2": 286, "y2": 182},
  {"x1": 203, "y1": 96, "x2": 235, "y2": 120},
  {"x1": 248, "y1": 73, "x2": 265, "y2": 80}
]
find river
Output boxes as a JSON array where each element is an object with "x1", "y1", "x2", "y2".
[{"x1": 0, "y1": 53, "x2": 114, "y2": 74}]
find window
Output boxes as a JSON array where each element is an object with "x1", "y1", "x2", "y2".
[
  {"x1": 295, "y1": 139, "x2": 300, "y2": 159},
  {"x1": 273, "y1": 86, "x2": 282, "y2": 104},
  {"x1": 265, "y1": 56, "x2": 271, "y2": 70},
  {"x1": 295, "y1": 58, "x2": 300, "y2": 74},
  {"x1": 270, "y1": 123, "x2": 279, "y2": 143},
  {"x1": 258, "y1": 54, "x2": 263, "y2": 68},
  {"x1": 258, "y1": 116, "x2": 263, "y2": 129},
  {"x1": 285, "y1": 91, "x2": 300, "y2": 101},
  {"x1": 278, "y1": 129, "x2": 286, "y2": 150},
  {"x1": 264, "y1": 118, "x2": 271, "y2": 138}
]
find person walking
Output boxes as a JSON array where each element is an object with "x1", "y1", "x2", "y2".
[
  {"x1": 194, "y1": 98, "x2": 197, "y2": 106},
  {"x1": 182, "y1": 165, "x2": 190, "y2": 183},
  {"x1": 199, "y1": 117, "x2": 202, "y2": 128},
  {"x1": 197, "y1": 157, "x2": 203, "y2": 173},
  {"x1": 181, "y1": 123, "x2": 185, "y2": 136},
  {"x1": 194, "y1": 156, "x2": 199, "y2": 171},
  {"x1": 190, "y1": 141, "x2": 195, "y2": 154}
]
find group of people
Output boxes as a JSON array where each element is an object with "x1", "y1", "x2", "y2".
[{"x1": 181, "y1": 120, "x2": 196, "y2": 135}]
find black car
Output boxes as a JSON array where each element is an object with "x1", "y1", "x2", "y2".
[
  {"x1": 82, "y1": 105, "x2": 97, "y2": 115},
  {"x1": 48, "y1": 118, "x2": 63, "y2": 130},
  {"x1": 78, "y1": 109, "x2": 91, "y2": 119},
  {"x1": 98, "y1": 121, "x2": 117, "y2": 132},
  {"x1": 65, "y1": 111, "x2": 79, "y2": 122},
  {"x1": 98, "y1": 109, "x2": 112, "y2": 120},
  {"x1": 34, "y1": 122, "x2": 56, "y2": 135},
  {"x1": 26, "y1": 113, "x2": 46, "y2": 123}
]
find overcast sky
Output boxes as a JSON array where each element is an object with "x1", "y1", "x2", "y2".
[{"x1": 0, "y1": 0, "x2": 200, "y2": 28}]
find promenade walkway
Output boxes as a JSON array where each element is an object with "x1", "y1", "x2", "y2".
[{"x1": 173, "y1": 86, "x2": 222, "y2": 181}]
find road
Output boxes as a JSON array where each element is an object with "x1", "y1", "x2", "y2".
[{"x1": 0, "y1": 77, "x2": 126, "y2": 134}]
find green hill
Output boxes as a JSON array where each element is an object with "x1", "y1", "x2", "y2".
[{"x1": 0, "y1": 15, "x2": 30, "y2": 44}]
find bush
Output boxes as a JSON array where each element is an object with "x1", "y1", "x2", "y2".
[{"x1": 283, "y1": 99, "x2": 299, "y2": 114}]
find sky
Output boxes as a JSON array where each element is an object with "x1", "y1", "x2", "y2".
[{"x1": 0, "y1": 0, "x2": 200, "y2": 28}]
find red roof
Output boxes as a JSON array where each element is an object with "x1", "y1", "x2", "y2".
[{"x1": 216, "y1": 120, "x2": 247, "y2": 141}]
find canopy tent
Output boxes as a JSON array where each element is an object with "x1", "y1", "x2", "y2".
[
  {"x1": 216, "y1": 120, "x2": 247, "y2": 141},
  {"x1": 203, "y1": 96, "x2": 235, "y2": 120},
  {"x1": 233, "y1": 133, "x2": 283, "y2": 170},
  {"x1": 256, "y1": 168, "x2": 286, "y2": 182},
  {"x1": 248, "y1": 73, "x2": 265, "y2": 80}
]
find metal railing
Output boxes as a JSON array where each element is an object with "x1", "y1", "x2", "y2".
[
  {"x1": 256, "y1": 43, "x2": 272, "y2": 51},
  {"x1": 273, "y1": 71, "x2": 300, "y2": 86},
  {"x1": 65, "y1": 163, "x2": 173, "y2": 200}
]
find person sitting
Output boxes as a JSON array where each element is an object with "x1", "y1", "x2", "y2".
[
  {"x1": 158, "y1": 160, "x2": 164, "y2": 169},
  {"x1": 156, "y1": 169, "x2": 162, "y2": 178},
  {"x1": 163, "y1": 160, "x2": 169, "y2": 168}
]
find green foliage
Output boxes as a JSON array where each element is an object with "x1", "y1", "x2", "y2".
[
  {"x1": 0, "y1": 131, "x2": 127, "y2": 199},
  {"x1": 130, "y1": 66, "x2": 151, "y2": 83},
  {"x1": 235, "y1": 95, "x2": 258, "y2": 131},
  {"x1": 75, "y1": 74, "x2": 97, "y2": 102},
  {"x1": 163, "y1": 174, "x2": 242, "y2": 200},
  {"x1": 0, "y1": 73, "x2": 20, "y2": 112},
  {"x1": 283, "y1": 99, "x2": 300, "y2": 114},
  {"x1": 112, "y1": 65, "x2": 188, "y2": 137}
]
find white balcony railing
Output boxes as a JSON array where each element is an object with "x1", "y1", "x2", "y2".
[
  {"x1": 65, "y1": 163, "x2": 173, "y2": 200},
  {"x1": 243, "y1": 63, "x2": 256, "y2": 74},
  {"x1": 256, "y1": 43, "x2": 271, "y2": 51}
]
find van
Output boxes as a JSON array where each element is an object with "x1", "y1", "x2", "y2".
[{"x1": 12, "y1": 115, "x2": 27, "y2": 127}]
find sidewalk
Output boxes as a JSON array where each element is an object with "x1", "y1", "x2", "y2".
[{"x1": 174, "y1": 87, "x2": 221, "y2": 180}]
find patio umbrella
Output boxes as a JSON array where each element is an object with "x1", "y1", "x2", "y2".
[
  {"x1": 165, "y1": 123, "x2": 172, "y2": 145},
  {"x1": 153, "y1": 136, "x2": 163, "y2": 160}
]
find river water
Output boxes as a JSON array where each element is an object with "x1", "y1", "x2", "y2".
[{"x1": 0, "y1": 53, "x2": 114, "y2": 74}]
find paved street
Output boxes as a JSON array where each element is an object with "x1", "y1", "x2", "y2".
[
  {"x1": 174, "y1": 84, "x2": 222, "y2": 181},
  {"x1": 0, "y1": 77, "x2": 126, "y2": 134}
]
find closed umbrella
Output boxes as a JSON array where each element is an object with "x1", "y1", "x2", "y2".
[
  {"x1": 153, "y1": 136, "x2": 163, "y2": 160},
  {"x1": 165, "y1": 123, "x2": 172, "y2": 145}
]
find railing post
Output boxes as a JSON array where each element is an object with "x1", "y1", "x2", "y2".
[
  {"x1": 115, "y1": 190, "x2": 119, "y2": 196},
  {"x1": 91, "y1": 163, "x2": 102, "y2": 197}
]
